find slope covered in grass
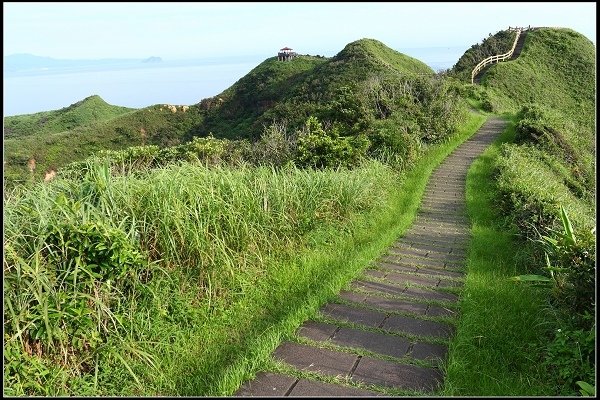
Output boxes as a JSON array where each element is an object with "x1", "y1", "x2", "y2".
[
  {"x1": 454, "y1": 27, "x2": 596, "y2": 396},
  {"x1": 450, "y1": 29, "x2": 516, "y2": 81},
  {"x1": 483, "y1": 27, "x2": 596, "y2": 234},
  {"x1": 482, "y1": 28, "x2": 595, "y2": 126},
  {"x1": 4, "y1": 103, "x2": 204, "y2": 186},
  {"x1": 5, "y1": 38, "x2": 464, "y2": 188},
  {"x1": 4, "y1": 95, "x2": 134, "y2": 138},
  {"x1": 195, "y1": 38, "x2": 435, "y2": 140},
  {"x1": 196, "y1": 55, "x2": 327, "y2": 140}
]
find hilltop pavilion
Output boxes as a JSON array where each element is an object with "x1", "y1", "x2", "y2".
[{"x1": 277, "y1": 47, "x2": 297, "y2": 61}]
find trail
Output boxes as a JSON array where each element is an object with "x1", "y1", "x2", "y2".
[{"x1": 236, "y1": 117, "x2": 507, "y2": 396}]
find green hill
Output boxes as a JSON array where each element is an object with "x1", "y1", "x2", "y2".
[
  {"x1": 5, "y1": 39, "x2": 462, "y2": 187},
  {"x1": 194, "y1": 38, "x2": 435, "y2": 140},
  {"x1": 450, "y1": 29, "x2": 516, "y2": 81},
  {"x1": 477, "y1": 25, "x2": 596, "y2": 377},
  {"x1": 481, "y1": 28, "x2": 595, "y2": 128},
  {"x1": 195, "y1": 54, "x2": 327, "y2": 140},
  {"x1": 4, "y1": 101, "x2": 204, "y2": 185},
  {"x1": 4, "y1": 95, "x2": 134, "y2": 139},
  {"x1": 456, "y1": 26, "x2": 596, "y2": 235},
  {"x1": 334, "y1": 38, "x2": 434, "y2": 75},
  {"x1": 473, "y1": 27, "x2": 596, "y2": 210}
]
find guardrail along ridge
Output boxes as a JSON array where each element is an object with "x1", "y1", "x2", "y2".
[{"x1": 471, "y1": 26, "x2": 531, "y2": 84}]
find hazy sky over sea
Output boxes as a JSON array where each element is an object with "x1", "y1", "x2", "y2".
[{"x1": 3, "y1": 2, "x2": 596, "y2": 60}]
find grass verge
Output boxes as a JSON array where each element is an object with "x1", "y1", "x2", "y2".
[{"x1": 442, "y1": 117, "x2": 556, "y2": 395}]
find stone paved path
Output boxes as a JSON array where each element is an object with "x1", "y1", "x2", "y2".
[{"x1": 236, "y1": 117, "x2": 506, "y2": 396}]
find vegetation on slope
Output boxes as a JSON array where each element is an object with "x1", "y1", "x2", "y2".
[
  {"x1": 5, "y1": 38, "x2": 463, "y2": 188},
  {"x1": 480, "y1": 28, "x2": 595, "y2": 124},
  {"x1": 483, "y1": 27, "x2": 595, "y2": 242},
  {"x1": 4, "y1": 95, "x2": 134, "y2": 139},
  {"x1": 2, "y1": 161, "x2": 395, "y2": 395},
  {"x1": 449, "y1": 29, "x2": 516, "y2": 81},
  {"x1": 449, "y1": 26, "x2": 596, "y2": 396},
  {"x1": 194, "y1": 38, "x2": 436, "y2": 141},
  {"x1": 196, "y1": 55, "x2": 327, "y2": 139},
  {"x1": 4, "y1": 101, "x2": 204, "y2": 186}
]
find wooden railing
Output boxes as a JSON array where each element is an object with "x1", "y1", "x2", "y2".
[{"x1": 471, "y1": 26, "x2": 532, "y2": 84}]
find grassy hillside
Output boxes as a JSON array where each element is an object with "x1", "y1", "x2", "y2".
[
  {"x1": 4, "y1": 95, "x2": 134, "y2": 139},
  {"x1": 4, "y1": 102, "x2": 204, "y2": 186},
  {"x1": 450, "y1": 29, "x2": 516, "y2": 81},
  {"x1": 481, "y1": 28, "x2": 595, "y2": 126},
  {"x1": 476, "y1": 27, "x2": 596, "y2": 232},
  {"x1": 196, "y1": 55, "x2": 327, "y2": 140},
  {"x1": 5, "y1": 38, "x2": 462, "y2": 188},
  {"x1": 195, "y1": 38, "x2": 435, "y2": 140}
]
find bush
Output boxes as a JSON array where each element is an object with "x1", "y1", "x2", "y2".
[
  {"x1": 295, "y1": 116, "x2": 370, "y2": 168},
  {"x1": 251, "y1": 121, "x2": 296, "y2": 166},
  {"x1": 542, "y1": 211, "x2": 596, "y2": 324},
  {"x1": 481, "y1": 97, "x2": 495, "y2": 112},
  {"x1": 510, "y1": 207, "x2": 596, "y2": 396},
  {"x1": 514, "y1": 118, "x2": 548, "y2": 143},
  {"x1": 3, "y1": 185, "x2": 153, "y2": 395},
  {"x1": 45, "y1": 206, "x2": 147, "y2": 292},
  {"x1": 368, "y1": 117, "x2": 422, "y2": 169},
  {"x1": 543, "y1": 326, "x2": 595, "y2": 396}
]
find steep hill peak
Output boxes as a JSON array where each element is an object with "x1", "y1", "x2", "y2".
[
  {"x1": 4, "y1": 94, "x2": 135, "y2": 140},
  {"x1": 334, "y1": 38, "x2": 433, "y2": 75},
  {"x1": 63, "y1": 94, "x2": 109, "y2": 110}
]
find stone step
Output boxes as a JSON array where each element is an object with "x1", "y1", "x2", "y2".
[
  {"x1": 272, "y1": 342, "x2": 444, "y2": 392},
  {"x1": 299, "y1": 320, "x2": 448, "y2": 362}
]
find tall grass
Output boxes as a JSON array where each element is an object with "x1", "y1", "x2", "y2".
[
  {"x1": 3, "y1": 158, "x2": 396, "y2": 395},
  {"x1": 495, "y1": 143, "x2": 595, "y2": 234},
  {"x1": 4, "y1": 112, "x2": 485, "y2": 396}
]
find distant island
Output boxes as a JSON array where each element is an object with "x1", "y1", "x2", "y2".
[{"x1": 142, "y1": 56, "x2": 163, "y2": 63}]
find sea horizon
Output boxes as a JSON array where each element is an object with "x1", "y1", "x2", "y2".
[{"x1": 3, "y1": 46, "x2": 466, "y2": 117}]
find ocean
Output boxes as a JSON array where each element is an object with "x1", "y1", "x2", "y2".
[{"x1": 3, "y1": 46, "x2": 466, "y2": 117}]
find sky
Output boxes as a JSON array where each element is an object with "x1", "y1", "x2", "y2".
[{"x1": 3, "y1": 2, "x2": 596, "y2": 60}]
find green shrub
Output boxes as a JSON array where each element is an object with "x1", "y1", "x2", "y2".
[
  {"x1": 576, "y1": 381, "x2": 596, "y2": 396},
  {"x1": 3, "y1": 165, "x2": 159, "y2": 395},
  {"x1": 542, "y1": 213, "x2": 596, "y2": 323},
  {"x1": 543, "y1": 326, "x2": 595, "y2": 396},
  {"x1": 322, "y1": 85, "x2": 372, "y2": 134},
  {"x1": 512, "y1": 206, "x2": 596, "y2": 326},
  {"x1": 295, "y1": 116, "x2": 370, "y2": 168},
  {"x1": 251, "y1": 121, "x2": 296, "y2": 166},
  {"x1": 481, "y1": 97, "x2": 495, "y2": 112},
  {"x1": 514, "y1": 117, "x2": 548, "y2": 143},
  {"x1": 368, "y1": 117, "x2": 422, "y2": 169}
]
